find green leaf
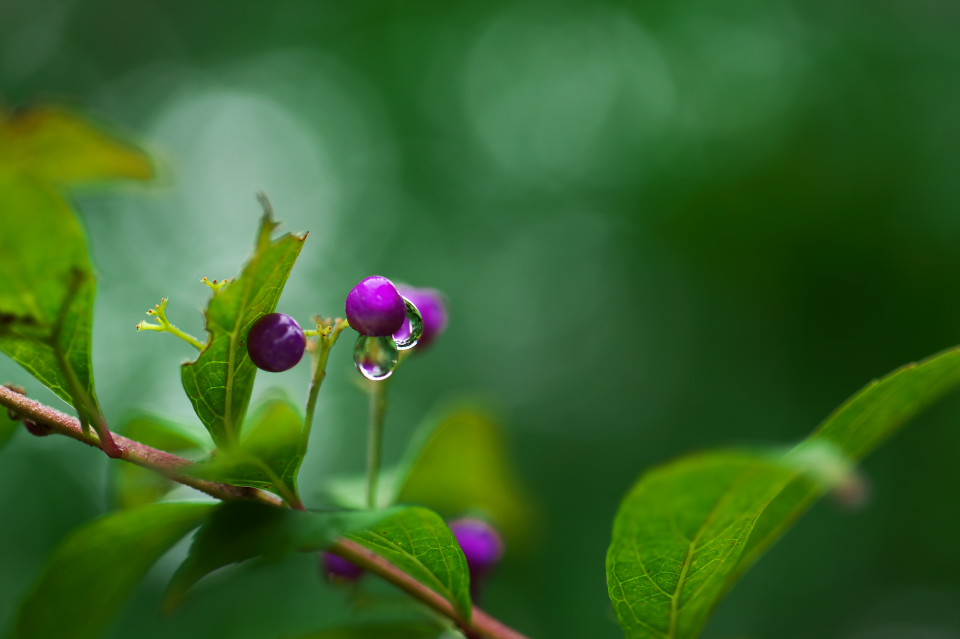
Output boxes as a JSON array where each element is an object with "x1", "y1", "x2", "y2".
[
  {"x1": 114, "y1": 415, "x2": 210, "y2": 509},
  {"x1": 0, "y1": 176, "x2": 102, "y2": 421},
  {"x1": 346, "y1": 507, "x2": 472, "y2": 622},
  {"x1": 0, "y1": 107, "x2": 151, "y2": 447},
  {"x1": 607, "y1": 346, "x2": 960, "y2": 639},
  {"x1": 0, "y1": 405, "x2": 19, "y2": 452},
  {"x1": 0, "y1": 106, "x2": 152, "y2": 184},
  {"x1": 166, "y1": 501, "x2": 389, "y2": 607},
  {"x1": 187, "y1": 397, "x2": 305, "y2": 502},
  {"x1": 14, "y1": 502, "x2": 212, "y2": 639},
  {"x1": 395, "y1": 406, "x2": 537, "y2": 542},
  {"x1": 180, "y1": 211, "x2": 306, "y2": 448}
]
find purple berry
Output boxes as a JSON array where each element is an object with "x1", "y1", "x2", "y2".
[
  {"x1": 246, "y1": 313, "x2": 306, "y2": 372},
  {"x1": 345, "y1": 276, "x2": 406, "y2": 337},
  {"x1": 449, "y1": 518, "x2": 504, "y2": 576},
  {"x1": 323, "y1": 552, "x2": 364, "y2": 581},
  {"x1": 396, "y1": 286, "x2": 448, "y2": 350},
  {"x1": 23, "y1": 419, "x2": 52, "y2": 437}
]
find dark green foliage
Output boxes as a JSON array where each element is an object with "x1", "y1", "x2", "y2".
[{"x1": 14, "y1": 503, "x2": 211, "y2": 639}]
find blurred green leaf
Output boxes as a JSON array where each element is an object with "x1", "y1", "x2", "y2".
[
  {"x1": 114, "y1": 415, "x2": 210, "y2": 509},
  {"x1": 187, "y1": 397, "x2": 304, "y2": 502},
  {"x1": 394, "y1": 406, "x2": 536, "y2": 542},
  {"x1": 607, "y1": 346, "x2": 960, "y2": 639},
  {"x1": 14, "y1": 502, "x2": 211, "y2": 639},
  {"x1": 0, "y1": 406, "x2": 18, "y2": 452},
  {"x1": 0, "y1": 106, "x2": 152, "y2": 184},
  {"x1": 0, "y1": 107, "x2": 151, "y2": 442},
  {"x1": 0, "y1": 176, "x2": 102, "y2": 423},
  {"x1": 166, "y1": 501, "x2": 389, "y2": 609},
  {"x1": 180, "y1": 209, "x2": 306, "y2": 448},
  {"x1": 346, "y1": 507, "x2": 472, "y2": 622}
]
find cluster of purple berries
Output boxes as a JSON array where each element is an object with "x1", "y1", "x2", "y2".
[
  {"x1": 324, "y1": 518, "x2": 503, "y2": 589},
  {"x1": 245, "y1": 275, "x2": 446, "y2": 375}
]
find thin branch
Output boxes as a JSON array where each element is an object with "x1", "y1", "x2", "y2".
[
  {"x1": 0, "y1": 385, "x2": 281, "y2": 506},
  {"x1": 0, "y1": 384, "x2": 532, "y2": 639},
  {"x1": 331, "y1": 538, "x2": 533, "y2": 639}
]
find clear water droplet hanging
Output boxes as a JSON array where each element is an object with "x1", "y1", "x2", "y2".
[
  {"x1": 393, "y1": 297, "x2": 424, "y2": 351},
  {"x1": 354, "y1": 334, "x2": 399, "y2": 381}
]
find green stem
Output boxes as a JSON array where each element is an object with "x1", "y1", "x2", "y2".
[
  {"x1": 366, "y1": 377, "x2": 390, "y2": 508},
  {"x1": 162, "y1": 323, "x2": 205, "y2": 350},
  {"x1": 302, "y1": 319, "x2": 348, "y2": 452},
  {"x1": 137, "y1": 297, "x2": 206, "y2": 351}
]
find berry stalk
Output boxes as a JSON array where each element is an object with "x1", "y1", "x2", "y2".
[
  {"x1": 366, "y1": 377, "x2": 389, "y2": 508},
  {"x1": 302, "y1": 318, "x2": 349, "y2": 450}
]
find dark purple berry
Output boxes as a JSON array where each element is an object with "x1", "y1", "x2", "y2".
[
  {"x1": 23, "y1": 419, "x2": 52, "y2": 437},
  {"x1": 396, "y1": 286, "x2": 448, "y2": 350},
  {"x1": 323, "y1": 552, "x2": 364, "y2": 581},
  {"x1": 246, "y1": 313, "x2": 306, "y2": 372},
  {"x1": 449, "y1": 518, "x2": 503, "y2": 577},
  {"x1": 345, "y1": 276, "x2": 406, "y2": 337}
]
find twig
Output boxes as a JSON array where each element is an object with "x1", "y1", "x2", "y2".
[
  {"x1": 0, "y1": 385, "x2": 281, "y2": 506},
  {"x1": 0, "y1": 384, "x2": 532, "y2": 639},
  {"x1": 331, "y1": 538, "x2": 533, "y2": 639}
]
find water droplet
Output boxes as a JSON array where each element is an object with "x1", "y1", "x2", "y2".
[
  {"x1": 393, "y1": 297, "x2": 424, "y2": 351},
  {"x1": 354, "y1": 335, "x2": 399, "y2": 380}
]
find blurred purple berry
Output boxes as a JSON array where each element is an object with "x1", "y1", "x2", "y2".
[
  {"x1": 396, "y1": 286, "x2": 448, "y2": 350},
  {"x1": 323, "y1": 552, "x2": 364, "y2": 581},
  {"x1": 23, "y1": 419, "x2": 52, "y2": 437},
  {"x1": 450, "y1": 518, "x2": 503, "y2": 576},
  {"x1": 345, "y1": 276, "x2": 406, "y2": 336},
  {"x1": 246, "y1": 313, "x2": 306, "y2": 372}
]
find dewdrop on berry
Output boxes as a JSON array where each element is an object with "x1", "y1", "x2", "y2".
[
  {"x1": 395, "y1": 286, "x2": 447, "y2": 351},
  {"x1": 345, "y1": 276, "x2": 424, "y2": 380}
]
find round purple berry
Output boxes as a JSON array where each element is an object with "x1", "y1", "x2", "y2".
[
  {"x1": 396, "y1": 286, "x2": 448, "y2": 350},
  {"x1": 323, "y1": 552, "x2": 364, "y2": 581},
  {"x1": 345, "y1": 276, "x2": 407, "y2": 337},
  {"x1": 246, "y1": 313, "x2": 306, "y2": 372},
  {"x1": 449, "y1": 518, "x2": 504, "y2": 576}
]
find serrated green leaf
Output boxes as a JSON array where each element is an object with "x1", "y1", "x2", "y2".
[
  {"x1": 166, "y1": 501, "x2": 389, "y2": 608},
  {"x1": 114, "y1": 415, "x2": 210, "y2": 509},
  {"x1": 180, "y1": 213, "x2": 306, "y2": 448},
  {"x1": 0, "y1": 106, "x2": 152, "y2": 183},
  {"x1": 14, "y1": 502, "x2": 211, "y2": 639},
  {"x1": 607, "y1": 346, "x2": 960, "y2": 639},
  {"x1": 0, "y1": 176, "x2": 102, "y2": 422},
  {"x1": 187, "y1": 397, "x2": 305, "y2": 501},
  {"x1": 347, "y1": 507, "x2": 472, "y2": 622},
  {"x1": 394, "y1": 406, "x2": 536, "y2": 542}
]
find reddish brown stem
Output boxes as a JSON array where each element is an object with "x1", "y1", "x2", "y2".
[
  {"x1": 331, "y1": 538, "x2": 532, "y2": 639},
  {"x1": 0, "y1": 384, "x2": 282, "y2": 506},
  {"x1": 0, "y1": 384, "x2": 533, "y2": 639}
]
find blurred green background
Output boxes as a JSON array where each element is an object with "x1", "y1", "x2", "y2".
[{"x1": 2, "y1": 0, "x2": 960, "y2": 637}]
